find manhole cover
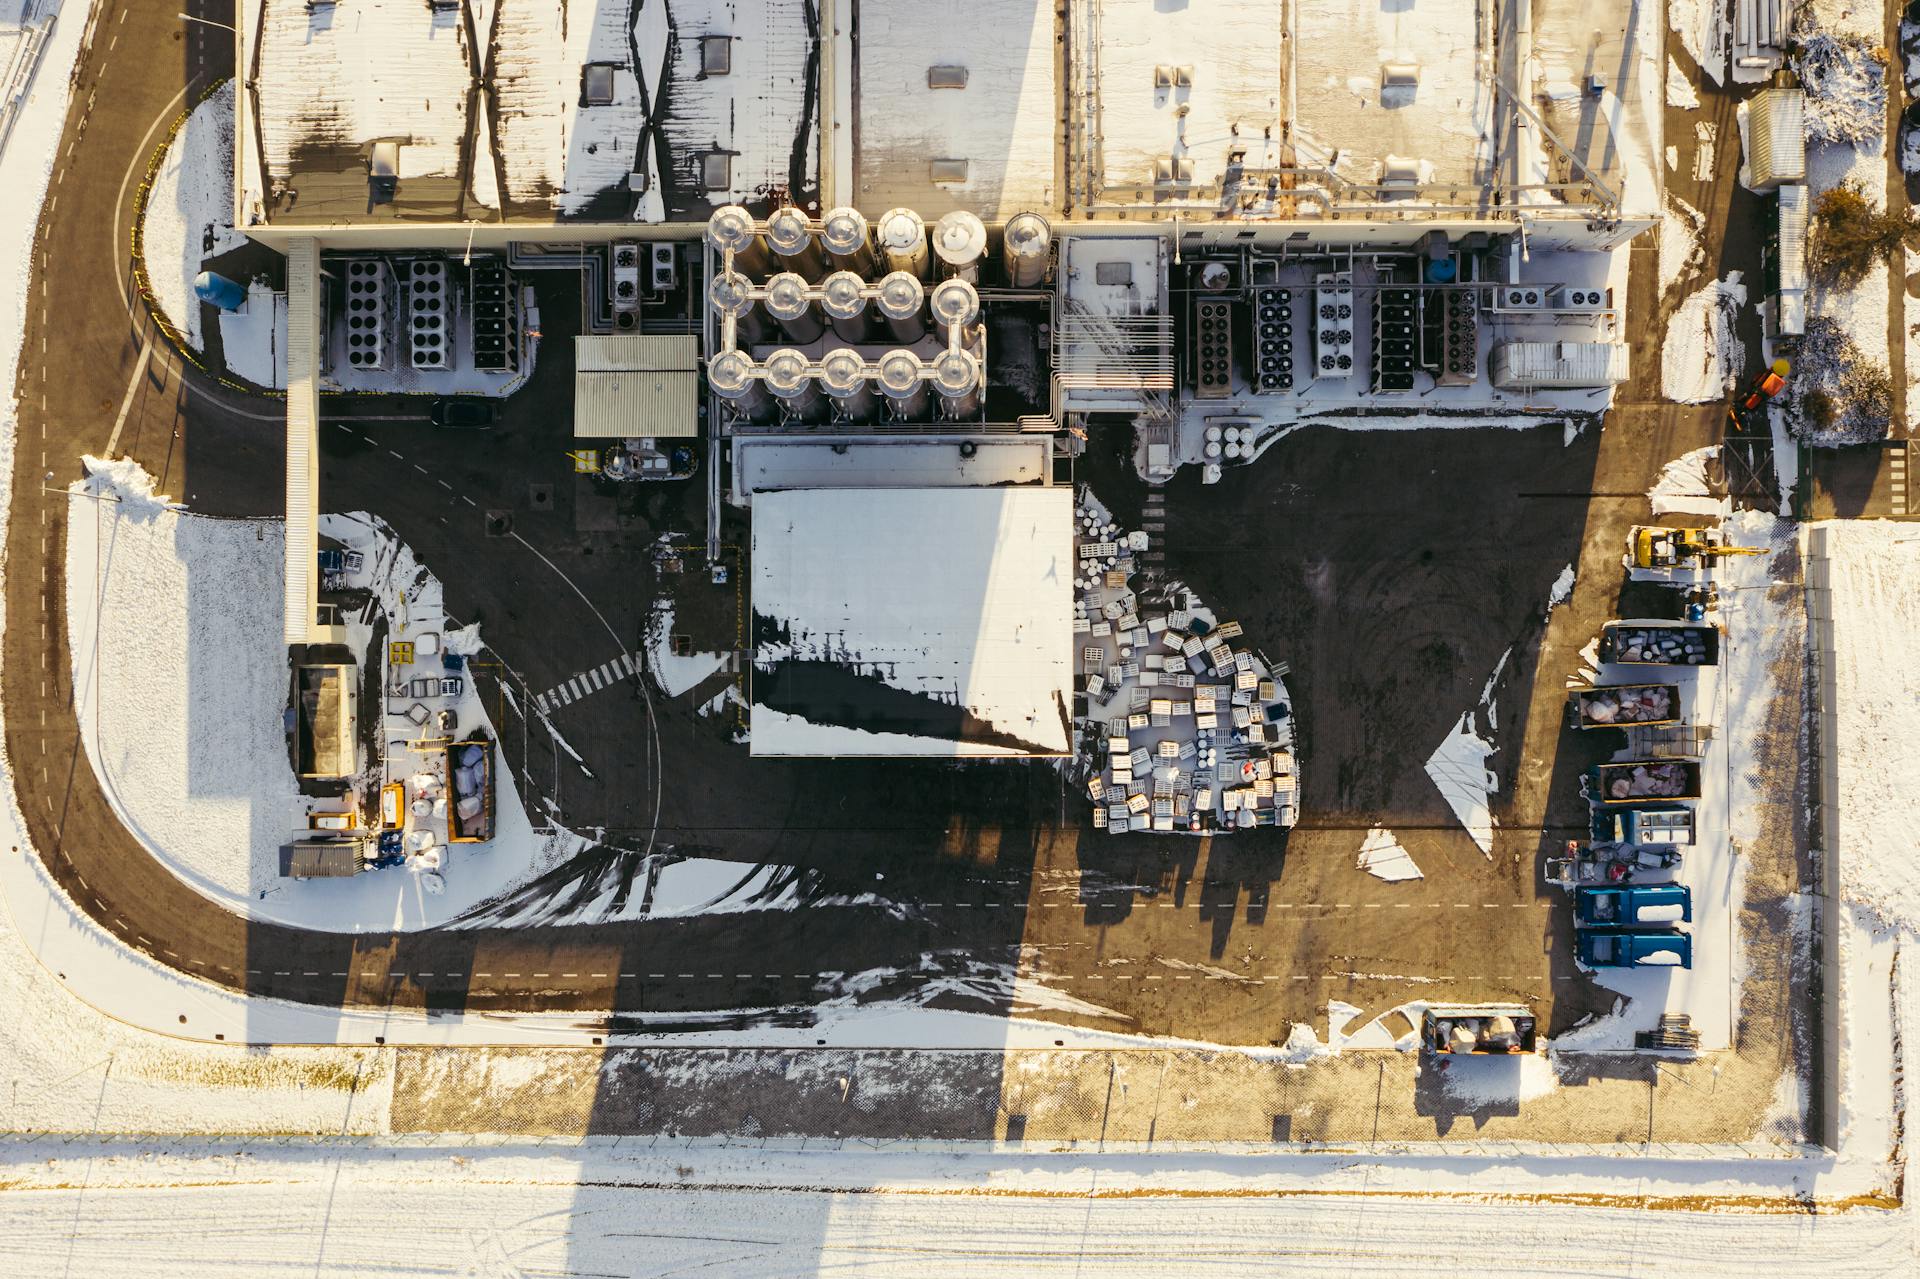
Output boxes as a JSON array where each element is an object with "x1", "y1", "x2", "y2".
[
  {"x1": 528, "y1": 482, "x2": 553, "y2": 511},
  {"x1": 485, "y1": 511, "x2": 513, "y2": 538}
]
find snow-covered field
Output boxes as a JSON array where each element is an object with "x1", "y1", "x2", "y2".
[
  {"x1": 141, "y1": 81, "x2": 245, "y2": 352},
  {"x1": 1663, "y1": 273, "x2": 1746, "y2": 403}
]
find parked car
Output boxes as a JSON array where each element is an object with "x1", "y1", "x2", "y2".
[
  {"x1": 1576, "y1": 929, "x2": 1692, "y2": 970},
  {"x1": 430, "y1": 398, "x2": 495, "y2": 429}
]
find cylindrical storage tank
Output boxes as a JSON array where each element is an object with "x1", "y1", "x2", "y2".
[
  {"x1": 819, "y1": 270, "x2": 871, "y2": 343},
  {"x1": 932, "y1": 349, "x2": 984, "y2": 419},
  {"x1": 1002, "y1": 212, "x2": 1051, "y2": 287},
  {"x1": 764, "y1": 347, "x2": 826, "y2": 421},
  {"x1": 819, "y1": 347, "x2": 878, "y2": 422},
  {"x1": 708, "y1": 350, "x2": 773, "y2": 421},
  {"x1": 708, "y1": 270, "x2": 771, "y2": 346},
  {"x1": 763, "y1": 272, "x2": 825, "y2": 344},
  {"x1": 877, "y1": 349, "x2": 930, "y2": 420},
  {"x1": 877, "y1": 207, "x2": 930, "y2": 279},
  {"x1": 195, "y1": 270, "x2": 249, "y2": 311},
  {"x1": 875, "y1": 270, "x2": 927, "y2": 343},
  {"x1": 932, "y1": 210, "x2": 988, "y2": 281},
  {"x1": 930, "y1": 277, "x2": 980, "y2": 343},
  {"x1": 706, "y1": 204, "x2": 772, "y2": 277},
  {"x1": 820, "y1": 206, "x2": 877, "y2": 274},
  {"x1": 764, "y1": 206, "x2": 825, "y2": 278}
]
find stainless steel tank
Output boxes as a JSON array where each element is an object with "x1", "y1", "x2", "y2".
[
  {"x1": 764, "y1": 206, "x2": 825, "y2": 279},
  {"x1": 819, "y1": 270, "x2": 870, "y2": 343},
  {"x1": 764, "y1": 347, "x2": 825, "y2": 421},
  {"x1": 874, "y1": 270, "x2": 926, "y2": 343},
  {"x1": 763, "y1": 271, "x2": 825, "y2": 344},
  {"x1": 932, "y1": 210, "x2": 988, "y2": 281},
  {"x1": 819, "y1": 347, "x2": 877, "y2": 422},
  {"x1": 929, "y1": 277, "x2": 980, "y2": 343},
  {"x1": 932, "y1": 349, "x2": 984, "y2": 419},
  {"x1": 876, "y1": 349, "x2": 930, "y2": 420},
  {"x1": 707, "y1": 350, "x2": 772, "y2": 420},
  {"x1": 707, "y1": 270, "x2": 770, "y2": 347},
  {"x1": 876, "y1": 208, "x2": 930, "y2": 279},
  {"x1": 706, "y1": 204, "x2": 771, "y2": 278},
  {"x1": 1002, "y1": 212, "x2": 1051, "y2": 287},
  {"x1": 819, "y1": 206, "x2": 877, "y2": 274}
]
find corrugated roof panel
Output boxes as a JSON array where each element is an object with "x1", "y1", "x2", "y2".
[
  {"x1": 1489, "y1": 341, "x2": 1630, "y2": 390},
  {"x1": 1775, "y1": 183, "x2": 1808, "y2": 291},
  {"x1": 1747, "y1": 88, "x2": 1806, "y2": 189},
  {"x1": 573, "y1": 336, "x2": 700, "y2": 438}
]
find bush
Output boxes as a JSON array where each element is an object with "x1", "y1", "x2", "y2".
[
  {"x1": 1783, "y1": 317, "x2": 1892, "y2": 446},
  {"x1": 1810, "y1": 183, "x2": 1906, "y2": 284}
]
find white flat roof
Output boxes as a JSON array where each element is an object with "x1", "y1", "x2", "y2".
[
  {"x1": 750, "y1": 487, "x2": 1073, "y2": 757},
  {"x1": 853, "y1": 0, "x2": 1057, "y2": 217}
]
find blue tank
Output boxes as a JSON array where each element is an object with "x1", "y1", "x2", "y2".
[
  {"x1": 1423, "y1": 257, "x2": 1458, "y2": 283},
  {"x1": 193, "y1": 270, "x2": 248, "y2": 311}
]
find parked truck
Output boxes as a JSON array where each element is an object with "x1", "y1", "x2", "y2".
[
  {"x1": 1577, "y1": 929, "x2": 1693, "y2": 969},
  {"x1": 1590, "y1": 758, "x2": 1702, "y2": 803},
  {"x1": 1568, "y1": 683, "x2": 1682, "y2": 729},
  {"x1": 1599, "y1": 620, "x2": 1720, "y2": 666},
  {"x1": 1575, "y1": 883, "x2": 1692, "y2": 927},
  {"x1": 446, "y1": 736, "x2": 495, "y2": 843},
  {"x1": 1591, "y1": 803, "x2": 1695, "y2": 847}
]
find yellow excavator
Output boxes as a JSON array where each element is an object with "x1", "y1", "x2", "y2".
[{"x1": 1628, "y1": 525, "x2": 1768, "y2": 571}]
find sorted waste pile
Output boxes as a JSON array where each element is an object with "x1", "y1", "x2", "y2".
[
  {"x1": 1609, "y1": 626, "x2": 1712, "y2": 664},
  {"x1": 1073, "y1": 489, "x2": 1299, "y2": 835},
  {"x1": 1580, "y1": 685, "x2": 1675, "y2": 725}
]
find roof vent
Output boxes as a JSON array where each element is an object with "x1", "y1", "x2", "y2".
[
  {"x1": 701, "y1": 36, "x2": 732, "y2": 76},
  {"x1": 701, "y1": 153, "x2": 731, "y2": 191},
  {"x1": 1382, "y1": 62, "x2": 1420, "y2": 88},
  {"x1": 582, "y1": 63, "x2": 616, "y2": 106},
  {"x1": 927, "y1": 65, "x2": 968, "y2": 89},
  {"x1": 929, "y1": 158, "x2": 969, "y2": 183}
]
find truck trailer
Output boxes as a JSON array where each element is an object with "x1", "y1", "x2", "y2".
[
  {"x1": 1599, "y1": 620, "x2": 1720, "y2": 667},
  {"x1": 1575, "y1": 883, "x2": 1692, "y2": 927},
  {"x1": 1568, "y1": 683, "x2": 1682, "y2": 729},
  {"x1": 1577, "y1": 929, "x2": 1693, "y2": 969},
  {"x1": 446, "y1": 736, "x2": 495, "y2": 842},
  {"x1": 1590, "y1": 758, "x2": 1702, "y2": 803}
]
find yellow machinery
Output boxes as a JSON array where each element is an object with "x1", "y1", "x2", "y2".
[{"x1": 1629, "y1": 525, "x2": 1768, "y2": 570}]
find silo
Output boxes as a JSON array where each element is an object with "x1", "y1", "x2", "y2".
[
  {"x1": 708, "y1": 350, "x2": 773, "y2": 421},
  {"x1": 820, "y1": 348, "x2": 878, "y2": 422},
  {"x1": 706, "y1": 204, "x2": 771, "y2": 277},
  {"x1": 708, "y1": 270, "x2": 770, "y2": 346},
  {"x1": 875, "y1": 271, "x2": 927, "y2": 343},
  {"x1": 820, "y1": 206, "x2": 877, "y2": 274},
  {"x1": 763, "y1": 272, "x2": 825, "y2": 344},
  {"x1": 877, "y1": 208, "x2": 931, "y2": 279},
  {"x1": 765, "y1": 206, "x2": 825, "y2": 279},
  {"x1": 932, "y1": 349, "x2": 984, "y2": 419},
  {"x1": 932, "y1": 210, "x2": 988, "y2": 280},
  {"x1": 764, "y1": 348, "x2": 826, "y2": 421},
  {"x1": 930, "y1": 277, "x2": 980, "y2": 343},
  {"x1": 1002, "y1": 212, "x2": 1051, "y2": 287},
  {"x1": 877, "y1": 349, "x2": 930, "y2": 419},
  {"x1": 819, "y1": 270, "x2": 871, "y2": 343}
]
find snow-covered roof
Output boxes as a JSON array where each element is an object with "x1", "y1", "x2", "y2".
[
  {"x1": 750, "y1": 487, "x2": 1073, "y2": 757},
  {"x1": 853, "y1": 0, "x2": 1056, "y2": 218}
]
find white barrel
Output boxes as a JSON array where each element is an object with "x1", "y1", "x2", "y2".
[
  {"x1": 932, "y1": 210, "x2": 988, "y2": 280},
  {"x1": 929, "y1": 277, "x2": 979, "y2": 341},
  {"x1": 1224, "y1": 441, "x2": 1243, "y2": 459},
  {"x1": 1002, "y1": 212, "x2": 1051, "y2": 287},
  {"x1": 706, "y1": 205, "x2": 771, "y2": 277},
  {"x1": 1204, "y1": 441, "x2": 1222, "y2": 459},
  {"x1": 875, "y1": 270, "x2": 927, "y2": 343},
  {"x1": 820, "y1": 206, "x2": 877, "y2": 274},
  {"x1": 1203, "y1": 424, "x2": 1223, "y2": 443},
  {"x1": 819, "y1": 347, "x2": 877, "y2": 421},
  {"x1": 877, "y1": 208, "x2": 930, "y2": 278},
  {"x1": 877, "y1": 349, "x2": 930, "y2": 419},
  {"x1": 707, "y1": 350, "x2": 773, "y2": 420},
  {"x1": 819, "y1": 270, "x2": 870, "y2": 343},
  {"x1": 764, "y1": 271, "x2": 825, "y2": 344},
  {"x1": 764, "y1": 348, "x2": 825, "y2": 420},
  {"x1": 932, "y1": 349, "x2": 984, "y2": 419},
  {"x1": 707, "y1": 270, "x2": 770, "y2": 346},
  {"x1": 764, "y1": 206, "x2": 825, "y2": 278}
]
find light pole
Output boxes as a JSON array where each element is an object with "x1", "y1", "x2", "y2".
[{"x1": 177, "y1": 12, "x2": 237, "y2": 33}]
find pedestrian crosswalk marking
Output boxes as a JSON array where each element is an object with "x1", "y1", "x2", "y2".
[{"x1": 534, "y1": 652, "x2": 644, "y2": 715}]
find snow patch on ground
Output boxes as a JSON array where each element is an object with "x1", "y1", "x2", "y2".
[
  {"x1": 141, "y1": 80, "x2": 245, "y2": 352},
  {"x1": 1649, "y1": 445, "x2": 1730, "y2": 518},
  {"x1": 1662, "y1": 272, "x2": 1747, "y2": 403},
  {"x1": 1666, "y1": 55, "x2": 1700, "y2": 108},
  {"x1": 1424, "y1": 715, "x2": 1496, "y2": 857},
  {"x1": 1668, "y1": 0, "x2": 1729, "y2": 85},
  {"x1": 1659, "y1": 196, "x2": 1706, "y2": 299},
  {"x1": 216, "y1": 277, "x2": 287, "y2": 389},
  {"x1": 643, "y1": 597, "x2": 728, "y2": 697},
  {"x1": 1437, "y1": 1051, "x2": 1562, "y2": 1106},
  {"x1": 1545, "y1": 563, "x2": 1576, "y2": 616},
  {"x1": 1355, "y1": 827, "x2": 1422, "y2": 882}
]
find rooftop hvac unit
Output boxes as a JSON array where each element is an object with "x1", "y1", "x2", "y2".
[
  {"x1": 1552, "y1": 285, "x2": 1611, "y2": 314},
  {"x1": 1495, "y1": 285, "x2": 1550, "y2": 311},
  {"x1": 650, "y1": 243, "x2": 677, "y2": 292},
  {"x1": 611, "y1": 242, "x2": 641, "y2": 313},
  {"x1": 341, "y1": 259, "x2": 388, "y2": 371},
  {"x1": 406, "y1": 259, "x2": 450, "y2": 371},
  {"x1": 1311, "y1": 273, "x2": 1355, "y2": 380}
]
